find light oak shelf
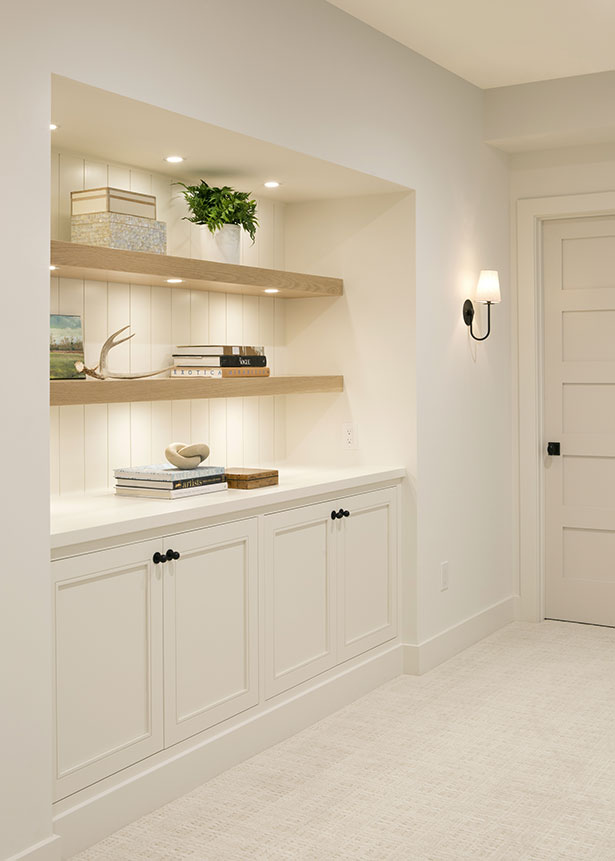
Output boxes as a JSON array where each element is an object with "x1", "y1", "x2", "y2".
[
  {"x1": 50, "y1": 241, "x2": 343, "y2": 299},
  {"x1": 50, "y1": 376, "x2": 344, "y2": 406}
]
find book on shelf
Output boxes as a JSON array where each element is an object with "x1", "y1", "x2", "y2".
[
  {"x1": 172, "y1": 354, "x2": 267, "y2": 368},
  {"x1": 173, "y1": 345, "x2": 264, "y2": 357},
  {"x1": 115, "y1": 482, "x2": 228, "y2": 500},
  {"x1": 171, "y1": 367, "x2": 270, "y2": 378},
  {"x1": 114, "y1": 464, "x2": 225, "y2": 481},
  {"x1": 116, "y1": 475, "x2": 226, "y2": 491}
]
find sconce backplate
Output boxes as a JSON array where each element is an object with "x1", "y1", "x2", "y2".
[{"x1": 463, "y1": 299, "x2": 475, "y2": 327}]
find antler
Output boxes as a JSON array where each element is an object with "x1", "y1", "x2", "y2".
[{"x1": 75, "y1": 325, "x2": 174, "y2": 380}]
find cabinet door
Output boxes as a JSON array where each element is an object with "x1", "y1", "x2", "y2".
[
  {"x1": 52, "y1": 539, "x2": 163, "y2": 800},
  {"x1": 336, "y1": 487, "x2": 398, "y2": 661},
  {"x1": 264, "y1": 502, "x2": 336, "y2": 698},
  {"x1": 163, "y1": 518, "x2": 258, "y2": 746}
]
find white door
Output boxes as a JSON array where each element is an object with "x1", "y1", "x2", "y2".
[
  {"x1": 264, "y1": 501, "x2": 336, "y2": 698},
  {"x1": 52, "y1": 539, "x2": 163, "y2": 800},
  {"x1": 163, "y1": 519, "x2": 258, "y2": 746},
  {"x1": 336, "y1": 487, "x2": 398, "y2": 661},
  {"x1": 544, "y1": 215, "x2": 615, "y2": 626}
]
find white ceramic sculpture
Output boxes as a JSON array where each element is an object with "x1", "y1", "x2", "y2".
[{"x1": 165, "y1": 442, "x2": 211, "y2": 469}]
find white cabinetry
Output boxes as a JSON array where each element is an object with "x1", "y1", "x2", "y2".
[
  {"x1": 336, "y1": 487, "x2": 397, "y2": 661},
  {"x1": 164, "y1": 519, "x2": 258, "y2": 746},
  {"x1": 264, "y1": 502, "x2": 337, "y2": 698},
  {"x1": 51, "y1": 477, "x2": 401, "y2": 804},
  {"x1": 52, "y1": 539, "x2": 163, "y2": 801},
  {"x1": 264, "y1": 487, "x2": 397, "y2": 698}
]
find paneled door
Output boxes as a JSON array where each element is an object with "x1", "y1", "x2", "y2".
[
  {"x1": 264, "y1": 502, "x2": 336, "y2": 698},
  {"x1": 336, "y1": 488, "x2": 398, "y2": 661},
  {"x1": 544, "y1": 216, "x2": 615, "y2": 625},
  {"x1": 52, "y1": 539, "x2": 163, "y2": 800},
  {"x1": 163, "y1": 518, "x2": 258, "y2": 746}
]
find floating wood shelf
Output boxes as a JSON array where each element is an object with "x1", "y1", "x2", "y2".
[
  {"x1": 50, "y1": 241, "x2": 343, "y2": 299},
  {"x1": 50, "y1": 376, "x2": 344, "y2": 406}
]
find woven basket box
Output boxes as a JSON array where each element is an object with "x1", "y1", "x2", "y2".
[
  {"x1": 71, "y1": 187, "x2": 157, "y2": 219},
  {"x1": 71, "y1": 212, "x2": 167, "y2": 254}
]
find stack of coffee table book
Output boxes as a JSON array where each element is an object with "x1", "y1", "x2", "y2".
[
  {"x1": 114, "y1": 464, "x2": 228, "y2": 499},
  {"x1": 170, "y1": 344, "x2": 270, "y2": 378}
]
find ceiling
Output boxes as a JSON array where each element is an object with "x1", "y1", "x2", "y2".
[
  {"x1": 327, "y1": 0, "x2": 615, "y2": 89},
  {"x1": 51, "y1": 77, "x2": 405, "y2": 203}
]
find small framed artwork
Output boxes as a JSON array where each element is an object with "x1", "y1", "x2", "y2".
[{"x1": 50, "y1": 314, "x2": 85, "y2": 380}]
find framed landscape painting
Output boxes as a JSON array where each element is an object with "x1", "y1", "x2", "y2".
[{"x1": 50, "y1": 314, "x2": 85, "y2": 379}]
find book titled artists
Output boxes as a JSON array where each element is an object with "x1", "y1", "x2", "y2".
[{"x1": 113, "y1": 464, "x2": 228, "y2": 499}]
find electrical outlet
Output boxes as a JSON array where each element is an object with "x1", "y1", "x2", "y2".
[
  {"x1": 440, "y1": 561, "x2": 449, "y2": 591},
  {"x1": 342, "y1": 422, "x2": 358, "y2": 450}
]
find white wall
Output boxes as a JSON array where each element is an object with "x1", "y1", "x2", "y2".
[
  {"x1": 485, "y1": 70, "x2": 615, "y2": 152},
  {"x1": 0, "y1": 1, "x2": 511, "y2": 857},
  {"x1": 50, "y1": 150, "x2": 286, "y2": 495}
]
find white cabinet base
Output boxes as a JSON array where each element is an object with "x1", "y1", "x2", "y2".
[{"x1": 53, "y1": 641, "x2": 403, "y2": 860}]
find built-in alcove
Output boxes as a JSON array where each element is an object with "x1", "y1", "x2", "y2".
[{"x1": 50, "y1": 75, "x2": 414, "y2": 496}]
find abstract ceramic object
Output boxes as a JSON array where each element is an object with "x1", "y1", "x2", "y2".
[{"x1": 165, "y1": 442, "x2": 211, "y2": 469}]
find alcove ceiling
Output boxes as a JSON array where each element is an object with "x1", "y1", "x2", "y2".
[
  {"x1": 327, "y1": 0, "x2": 615, "y2": 89},
  {"x1": 51, "y1": 76, "x2": 406, "y2": 204}
]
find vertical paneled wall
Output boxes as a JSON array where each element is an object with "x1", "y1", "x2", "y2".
[{"x1": 50, "y1": 150, "x2": 286, "y2": 495}]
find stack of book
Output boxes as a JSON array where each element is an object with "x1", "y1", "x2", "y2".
[
  {"x1": 113, "y1": 464, "x2": 228, "y2": 499},
  {"x1": 171, "y1": 344, "x2": 270, "y2": 378}
]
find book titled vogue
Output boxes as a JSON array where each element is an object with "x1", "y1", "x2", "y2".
[{"x1": 172, "y1": 354, "x2": 267, "y2": 367}]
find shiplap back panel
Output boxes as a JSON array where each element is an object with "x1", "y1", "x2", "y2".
[{"x1": 50, "y1": 150, "x2": 286, "y2": 495}]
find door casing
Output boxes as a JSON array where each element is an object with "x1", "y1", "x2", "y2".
[{"x1": 516, "y1": 191, "x2": 615, "y2": 621}]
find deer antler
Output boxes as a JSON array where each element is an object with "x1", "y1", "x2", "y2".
[{"x1": 75, "y1": 325, "x2": 174, "y2": 380}]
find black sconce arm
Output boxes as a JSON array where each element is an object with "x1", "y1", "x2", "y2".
[{"x1": 463, "y1": 299, "x2": 492, "y2": 341}]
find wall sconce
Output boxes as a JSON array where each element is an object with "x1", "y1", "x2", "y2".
[{"x1": 462, "y1": 270, "x2": 501, "y2": 341}]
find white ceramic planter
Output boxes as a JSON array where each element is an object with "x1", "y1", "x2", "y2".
[{"x1": 192, "y1": 223, "x2": 241, "y2": 264}]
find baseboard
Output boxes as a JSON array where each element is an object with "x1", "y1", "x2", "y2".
[
  {"x1": 54, "y1": 644, "x2": 403, "y2": 859},
  {"x1": 5, "y1": 835, "x2": 61, "y2": 861},
  {"x1": 402, "y1": 596, "x2": 516, "y2": 675}
]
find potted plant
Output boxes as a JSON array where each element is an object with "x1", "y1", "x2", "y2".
[{"x1": 177, "y1": 180, "x2": 258, "y2": 264}]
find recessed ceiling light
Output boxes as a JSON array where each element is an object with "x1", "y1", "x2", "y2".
[
  {"x1": 264, "y1": 181, "x2": 280, "y2": 188},
  {"x1": 165, "y1": 155, "x2": 184, "y2": 164},
  {"x1": 166, "y1": 278, "x2": 183, "y2": 283},
  {"x1": 264, "y1": 288, "x2": 279, "y2": 294},
  {"x1": 49, "y1": 123, "x2": 59, "y2": 131},
  {"x1": 49, "y1": 265, "x2": 57, "y2": 271}
]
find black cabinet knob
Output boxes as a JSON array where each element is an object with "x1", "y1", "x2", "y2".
[
  {"x1": 547, "y1": 442, "x2": 561, "y2": 456},
  {"x1": 337, "y1": 508, "x2": 344, "y2": 519},
  {"x1": 343, "y1": 510, "x2": 350, "y2": 517},
  {"x1": 331, "y1": 510, "x2": 339, "y2": 520},
  {"x1": 152, "y1": 552, "x2": 166, "y2": 565},
  {"x1": 165, "y1": 548, "x2": 180, "y2": 561}
]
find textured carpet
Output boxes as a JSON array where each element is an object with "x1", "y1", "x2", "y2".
[{"x1": 73, "y1": 621, "x2": 615, "y2": 860}]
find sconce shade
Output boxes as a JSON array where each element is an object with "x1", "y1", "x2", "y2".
[{"x1": 476, "y1": 270, "x2": 501, "y2": 304}]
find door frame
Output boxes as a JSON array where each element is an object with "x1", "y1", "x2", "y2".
[{"x1": 516, "y1": 191, "x2": 615, "y2": 621}]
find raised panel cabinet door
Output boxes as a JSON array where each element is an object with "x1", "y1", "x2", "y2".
[
  {"x1": 52, "y1": 538, "x2": 164, "y2": 800},
  {"x1": 336, "y1": 487, "x2": 398, "y2": 661},
  {"x1": 264, "y1": 502, "x2": 336, "y2": 699},
  {"x1": 163, "y1": 518, "x2": 258, "y2": 746}
]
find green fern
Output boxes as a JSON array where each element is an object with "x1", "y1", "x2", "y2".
[{"x1": 176, "y1": 181, "x2": 258, "y2": 243}]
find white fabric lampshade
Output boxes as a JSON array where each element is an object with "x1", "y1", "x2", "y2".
[{"x1": 475, "y1": 270, "x2": 501, "y2": 303}]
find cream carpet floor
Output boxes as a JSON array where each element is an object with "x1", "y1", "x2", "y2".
[{"x1": 73, "y1": 621, "x2": 615, "y2": 860}]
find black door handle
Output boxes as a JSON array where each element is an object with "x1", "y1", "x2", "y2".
[
  {"x1": 342, "y1": 510, "x2": 350, "y2": 517},
  {"x1": 165, "y1": 548, "x2": 180, "y2": 561},
  {"x1": 152, "y1": 551, "x2": 166, "y2": 564},
  {"x1": 547, "y1": 442, "x2": 561, "y2": 456},
  {"x1": 331, "y1": 510, "x2": 340, "y2": 520}
]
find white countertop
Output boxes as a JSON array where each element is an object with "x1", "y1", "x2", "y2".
[{"x1": 51, "y1": 466, "x2": 406, "y2": 552}]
